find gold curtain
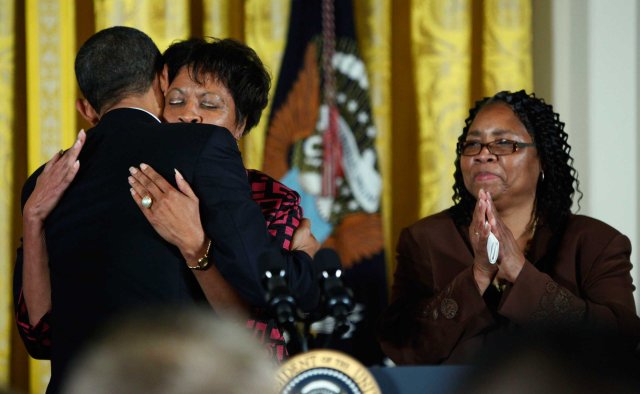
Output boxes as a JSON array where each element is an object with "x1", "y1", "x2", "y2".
[
  {"x1": 411, "y1": 0, "x2": 472, "y2": 220},
  {"x1": 4, "y1": 1, "x2": 531, "y2": 392},
  {"x1": 409, "y1": 0, "x2": 532, "y2": 219},
  {"x1": 202, "y1": 0, "x2": 249, "y2": 40},
  {"x1": 94, "y1": 0, "x2": 190, "y2": 52},
  {"x1": 24, "y1": 1, "x2": 76, "y2": 392},
  {"x1": 482, "y1": 0, "x2": 532, "y2": 94},
  {"x1": 26, "y1": 0, "x2": 76, "y2": 174},
  {"x1": 0, "y1": 0, "x2": 15, "y2": 388}
]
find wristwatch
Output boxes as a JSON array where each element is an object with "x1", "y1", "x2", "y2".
[{"x1": 188, "y1": 240, "x2": 212, "y2": 271}]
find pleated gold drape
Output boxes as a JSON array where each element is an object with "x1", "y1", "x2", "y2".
[
  {"x1": 94, "y1": 0, "x2": 189, "y2": 52},
  {"x1": 0, "y1": 0, "x2": 15, "y2": 387},
  {"x1": 2, "y1": 1, "x2": 531, "y2": 392},
  {"x1": 411, "y1": 0, "x2": 532, "y2": 219},
  {"x1": 26, "y1": 0, "x2": 77, "y2": 174},
  {"x1": 24, "y1": 2, "x2": 76, "y2": 389}
]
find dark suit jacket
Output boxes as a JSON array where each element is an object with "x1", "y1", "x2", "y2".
[
  {"x1": 15, "y1": 108, "x2": 318, "y2": 392},
  {"x1": 378, "y1": 209, "x2": 640, "y2": 365}
]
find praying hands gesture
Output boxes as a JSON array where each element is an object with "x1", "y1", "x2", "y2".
[{"x1": 470, "y1": 189, "x2": 527, "y2": 294}]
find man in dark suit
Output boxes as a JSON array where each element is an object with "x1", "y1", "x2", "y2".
[{"x1": 16, "y1": 26, "x2": 318, "y2": 393}]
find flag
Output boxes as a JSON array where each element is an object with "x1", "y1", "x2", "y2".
[{"x1": 264, "y1": 0, "x2": 386, "y2": 365}]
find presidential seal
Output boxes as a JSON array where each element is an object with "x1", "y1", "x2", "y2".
[{"x1": 276, "y1": 350, "x2": 380, "y2": 394}]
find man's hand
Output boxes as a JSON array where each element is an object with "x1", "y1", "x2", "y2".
[{"x1": 291, "y1": 218, "x2": 320, "y2": 258}]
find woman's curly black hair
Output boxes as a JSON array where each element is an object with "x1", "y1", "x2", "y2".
[{"x1": 450, "y1": 90, "x2": 581, "y2": 232}]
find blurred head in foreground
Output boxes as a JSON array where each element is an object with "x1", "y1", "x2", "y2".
[
  {"x1": 62, "y1": 307, "x2": 276, "y2": 394},
  {"x1": 454, "y1": 330, "x2": 640, "y2": 394}
]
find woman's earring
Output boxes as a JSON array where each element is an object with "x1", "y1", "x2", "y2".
[{"x1": 541, "y1": 171, "x2": 545, "y2": 182}]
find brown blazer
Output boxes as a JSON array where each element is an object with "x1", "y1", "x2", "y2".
[{"x1": 378, "y1": 209, "x2": 640, "y2": 364}]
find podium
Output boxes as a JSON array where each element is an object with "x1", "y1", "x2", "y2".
[
  {"x1": 277, "y1": 350, "x2": 471, "y2": 394},
  {"x1": 369, "y1": 366, "x2": 471, "y2": 394}
]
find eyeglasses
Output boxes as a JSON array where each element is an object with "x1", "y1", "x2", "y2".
[{"x1": 457, "y1": 139, "x2": 536, "y2": 156}]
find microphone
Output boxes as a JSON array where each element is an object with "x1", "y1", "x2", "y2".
[
  {"x1": 314, "y1": 248, "x2": 354, "y2": 325},
  {"x1": 259, "y1": 250, "x2": 297, "y2": 325}
]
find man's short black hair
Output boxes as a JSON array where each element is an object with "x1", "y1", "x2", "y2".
[
  {"x1": 163, "y1": 37, "x2": 271, "y2": 135},
  {"x1": 75, "y1": 26, "x2": 163, "y2": 114}
]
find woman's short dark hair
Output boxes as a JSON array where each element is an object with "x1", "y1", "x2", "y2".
[
  {"x1": 163, "y1": 37, "x2": 271, "y2": 135},
  {"x1": 75, "y1": 26, "x2": 163, "y2": 114},
  {"x1": 451, "y1": 90, "x2": 581, "y2": 231}
]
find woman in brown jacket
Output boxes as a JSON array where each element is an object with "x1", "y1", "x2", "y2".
[{"x1": 378, "y1": 90, "x2": 640, "y2": 365}]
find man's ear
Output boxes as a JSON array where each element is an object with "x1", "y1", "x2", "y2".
[
  {"x1": 160, "y1": 65, "x2": 169, "y2": 94},
  {"x1": 75, "y1": 98, "x2": 99, "y2": 126}
]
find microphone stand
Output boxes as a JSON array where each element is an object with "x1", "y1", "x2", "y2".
[
  {"x1": 318, "y1": 304, "x2": 351, "y2": 349},
  {"x1": 280, "y1": 318, "x2": 307, "y2": 356},
  {"x1": 262, "y1": 265, "x2": 308, "y2": 356}
]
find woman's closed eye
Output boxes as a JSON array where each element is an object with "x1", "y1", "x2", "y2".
[
  {"x1": 201, "y1": 101, "x2": 221, "y2": 109},
  {"x1": 167, "y1": 96, "x2": 185, "y2": 106},
  {"x1": 200, "y1": 93, "x2": 226, "y2": 110}
]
